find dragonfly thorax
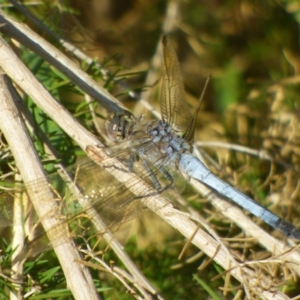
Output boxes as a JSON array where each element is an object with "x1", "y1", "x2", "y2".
[{"x1": 147, "y1": 120, "x2": 192, "y2": 164}]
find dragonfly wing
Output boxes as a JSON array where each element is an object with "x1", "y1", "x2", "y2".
[
  {"x1": 161, "y1": 36, "x2": 193, "y2": 133},
  {"x1": 7, "y1": 158, "x2": 154, "y2": 261}
]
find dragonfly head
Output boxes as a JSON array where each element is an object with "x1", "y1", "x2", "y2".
[{"x1": 105, "y1": 113, "x2": 137, "y2": 142}]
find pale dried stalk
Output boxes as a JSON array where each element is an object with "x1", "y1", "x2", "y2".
[
  {"x1": 80, "y1": 247, "x2": 146, "y2": 300},
  {"x1": 0, "y1": 9, "x2": 126, "y2": 115},
  {"x1": 10, "y1": 174, "x2": 24, "y2": 300},
  {"x1": 196, "y1": 141, "x2": 275, "y2": 160},
  {"x1": 0, "y1": 75, "x2": 100, "y2": 300}
]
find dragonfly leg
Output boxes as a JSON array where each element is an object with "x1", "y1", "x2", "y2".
[
  {"x1": 110, "y1": 156, "x2": 175, "y2": 203},
  {"x1": 140, "y1": 157, "x2": 174, "y2": 193}
]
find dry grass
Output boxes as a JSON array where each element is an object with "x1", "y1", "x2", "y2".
[{"x1": 0, "y1": 0, "x2": 300, "y2": 299}]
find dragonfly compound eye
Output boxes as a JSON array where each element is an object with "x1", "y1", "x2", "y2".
[
  {"x1": 106, "y1": 114, "x2": 136, "y2": 142},
  {"x1": 106, "y1": 116, "x2": 121, "y2": 141}
]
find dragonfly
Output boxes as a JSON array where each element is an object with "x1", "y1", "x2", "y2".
[
  {"x1": 1, "y1": 36, "x2": 299, "y2": 258},
  {"x1": 105, "y1": 36, "x2": 300, "y2": 240}
]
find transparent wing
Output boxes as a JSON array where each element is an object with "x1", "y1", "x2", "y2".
[
  {"x1": 160, "y1": 36, "x2": 194, "y2": 134},
  {"x1": 182, "y1": 75, "x2": 210, "y2": 144},
  {"x1": 1, "y1": 157, "x2": 163, "y2": 259}
]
